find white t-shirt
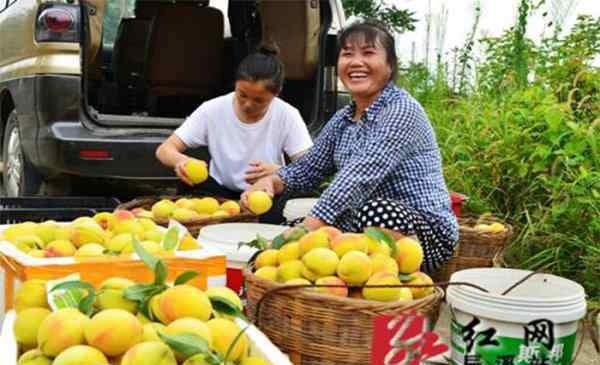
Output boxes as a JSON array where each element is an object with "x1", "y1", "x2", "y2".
[{"x1": 175, "y1": 93, "x2": 313, "y2": 191}]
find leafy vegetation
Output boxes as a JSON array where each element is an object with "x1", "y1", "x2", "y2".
[
  {"x1": 342, "y1": 0, "x2": 417, "y2": 34},
  {"x1": 396, "y1": 1, "x2": 599, "y2": 304}
]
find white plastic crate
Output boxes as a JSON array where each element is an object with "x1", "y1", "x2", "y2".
[{"x1": 0, "y1": 310, "x2": 292, "y2": 365}]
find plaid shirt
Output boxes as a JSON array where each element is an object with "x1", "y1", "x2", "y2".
[{"x1": 277, "y1": 83, "x2": 458, "y2": 240}]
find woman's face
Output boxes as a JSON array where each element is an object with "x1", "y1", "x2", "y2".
[
  {"x1": 234, "y1": 80, "x2": 277, "y2": 121},
  {"x1": 338, "y1": 36, "x2": 392, "y2": 102}
]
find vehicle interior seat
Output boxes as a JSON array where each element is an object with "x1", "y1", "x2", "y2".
[
  {"x1": 259, "y1": 0, "x2": 320, "y2": 121},
  {"x1": 111, "y1": 17, "x2": 154, "y2": 112},
  {"x1": 259, "y1": 0, "x2": 320, "y2": 81},
  {"x1": 135, "y1": 0, "x2": 225, "y2": 113}
]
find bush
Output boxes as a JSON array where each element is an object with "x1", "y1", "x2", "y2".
[{"x1": 399, "y1": 12, "x2": 600, "y2": 303}]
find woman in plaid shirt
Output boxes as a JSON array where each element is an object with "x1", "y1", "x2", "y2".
[{"x1": 242, "y1": 21, "x2": 458, "y2": 272}]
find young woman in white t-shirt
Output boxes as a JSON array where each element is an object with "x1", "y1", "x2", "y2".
[{"x1": 155, "y1": 45, "x2": 313, "y2": 223}]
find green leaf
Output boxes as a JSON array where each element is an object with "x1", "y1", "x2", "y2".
[
  {"x1": 224, "y1": 324, "x2": 250, "y2": 363},
  {"x1": 399, "y1": 274, "x2": 415, "y2": 282},
  {"x1": 140, "y1": 297, "x2": 155, "y2": 321},
  {"x1": 158, "y1": 332, "x2": 213, "y2": 358},
  {"x1": 123, "y1": 283, "x2": 161, "y2": 302},
  {"x1": 133, "y1": 237, "x2": 160, "y2": 270},
  {"x1": 271, "y1": 234, "x2": 286, "y2": 249},
  {"x1": 364, "y1": 227, "x2": 397, "y2": 256},
  {"x1": 133, "y1": 237, "x2": 168, "y2": 286},
  {"x1": 162, "y1": 226, "x2": 179, "y2": 251},
  {"x1": 238, "y1": 234, "x2": 269, "y2": 250},
  {"x1": 287, "y1": 226, "x2": 308, "y2": 241},
  {"x1": 50, "y1": 281, "x2": 96, "y2": 316},
  {"x1": 271, "y1": 226, "x2": 308, "y2": 249},
  {"x1": 174, "y1": 271, "x2": 199, "y2": 286},
  {"x1": 210, "y1": 296, "x2": 246, "y2": 320},
  {"x1": 154, "y1": 260, "x2": 168, "y2": 286}
]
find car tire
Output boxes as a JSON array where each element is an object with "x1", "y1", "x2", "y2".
[{"x1": 2, "y1": 110, "x2": 42, "y2": 196}]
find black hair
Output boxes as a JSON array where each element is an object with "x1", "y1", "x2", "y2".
[
  {"x1": 337, "y1": 20, "x2": 398, "y2": 82},
  {"x1": 235, "y1": 43, "x2": 285, "y2": 94}
]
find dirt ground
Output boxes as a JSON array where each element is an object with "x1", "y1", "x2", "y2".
[{"x1": 426, "y1": 303, "x2": 599, "y2": 365}]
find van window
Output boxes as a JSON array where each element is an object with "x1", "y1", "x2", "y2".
[{"x1": 103, "y1": 0, "x2": 136, "y2": 47}]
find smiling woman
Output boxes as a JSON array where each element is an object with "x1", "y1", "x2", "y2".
[{"x1": 242, "y1": 21, "x2": 459, "y2": 273}]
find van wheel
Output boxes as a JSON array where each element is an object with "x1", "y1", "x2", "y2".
[{"x1": 2, "y1": 110, "x2": 42, "y2": 196}]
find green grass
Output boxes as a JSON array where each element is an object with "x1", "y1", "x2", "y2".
[{"x1": 398, "y1": 11, "x2": 600, "y2": 303}]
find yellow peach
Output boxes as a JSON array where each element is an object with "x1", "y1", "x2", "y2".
[
  {"x1": 302, "y1": 247, "x2": 339, "y2": 278},
  {"x1": 329, "y1": 233, "x2": 369, "y2": 258},
  {"x1": 298, "y1": 229, "x2": 329, "y2": 255},
  {"x1": 277, "y1": 241, "x2": 300, "y2": 263},
  {"x1": 84, "y1": 309, "x2": 144, "y2": 356},
  {"x1": 406, "y1": 271, "x2": 434, "y2": 299},
  {"x1": 158, "y1": 285, "x2": 213, "y2": 323},
  {"x1": 394, "y1": 237, "x2": 424, "y2": 274},
  {"x1": 120, "y1": 341, "x2": 177, "y2": 365},
  {"x1": 255, "y1": 266, "x2": 279, "y2": 282},
  {"x1": 277, "y1": 260, "x2": 304, "y2": 282},
  {"x1": 52, "y1": 345, "x2": 108, "y2": 365},
  {"x1": 14, "y1": 307, "x2": 51, "y2": 350},
  {"x1": 163, "y1": 318, "x2": 212, "y2": 361},
  {"x1": 337, "y1": 251, "x2": 373, "y2": 285},
  {"x1": 363, "y1": 272, "x2": 413, "y2": 302},
  {"x1": 38, "y1": 308, "x2": 89, "y2": 357},
  {"x1": 370, "y1": 253, "x2": 399, "y2": 274},
  {"x1": 314, "y1": 276, "x2": 348, "y2": 297},
  {"x1": 255, "y1": 249, "x2": 279, "y2": 268}
]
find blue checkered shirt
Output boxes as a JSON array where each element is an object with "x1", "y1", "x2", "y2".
[{"x1": 277, "y1": 83, "x2": 458, "y2": 240}]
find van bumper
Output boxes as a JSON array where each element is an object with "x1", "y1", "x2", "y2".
[{"x1": 39, "y1": 121, "x2": 177, "y2": 179}]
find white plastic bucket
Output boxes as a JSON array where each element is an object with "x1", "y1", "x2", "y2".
[
  {"x1": 446, "y1": 268, "x2": 587, "y2": 365},
  {"x1": 283, "y1": 198, "x2": 318, "y2": 221},
  {"x1": 197, "y1": 223, "x2": 287, "y2": 295}
]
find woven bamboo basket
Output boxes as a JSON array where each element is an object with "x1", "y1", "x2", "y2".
[
  {"x1": 455, "y1": 215, "x2": 513, "y2": 258},
  {"x1": 591, "y1": 310, "x2": 600, "y2": 354},
  {"x1": 117, "y1": 195, "x2": 257, "y2": 236},
  {"x1": 243, "y1": 266, "x2": 444, "y2": 365},
  {"x1": 492, "y1": 248, "x2": 508, "y2": 268},
  {"x1": 430, "y1": 255, "x2": 495, "y2": 283}
]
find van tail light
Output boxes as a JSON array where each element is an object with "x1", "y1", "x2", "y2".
[
  {"x1": 79, "y1": 150, "x2": 112, "y2": 160},
  {"x1": 36, "y1": 4, "x2": 79, "y2": 42}
]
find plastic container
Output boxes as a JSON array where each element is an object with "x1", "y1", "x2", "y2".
[
  {"x1": 450, "y1": 192, "x2": 467, "y2": 218},
  {"x1": 0, "y1": 311, "x2": 293, "y2": 365},
  {"x1": 447, "y1": 268, "x2": 587, "y2": 365},
  {"x1": 0, "y1": 222, "x2": 226, "y2": 326},
  {"x1": 198, "y1": 223, "x2": 288, "y2": 295},
  {"x1": 283, "y1": 198, "x2": 318, "y2": 222},
  {"x1": 0, "y1": 197, "x2": 120, "y2": 209}
]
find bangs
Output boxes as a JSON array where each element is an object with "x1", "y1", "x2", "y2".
[{"x1": 338, "y1": 25, "x2": 383, "y2": 50}]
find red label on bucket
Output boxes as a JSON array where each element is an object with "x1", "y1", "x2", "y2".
[{"x1": 371, "y1": 311, "x2": 448, "y2": 365}]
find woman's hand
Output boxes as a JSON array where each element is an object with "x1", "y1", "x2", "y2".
[
  {"x1": 240, "y1": 176, "x2": 277, "y2": 209},
  {"x1": 244, "y1": 160, "x2": 280, "y2": 184},
  {"x1": 175, "y1": 158, "x2": 205, "y2": 186},
  {"x1": 302, "y1": 216, "x2": 327, "y2": 231}
]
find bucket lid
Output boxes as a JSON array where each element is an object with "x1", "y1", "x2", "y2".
[
  {"x1": 446, "y1": 268, "x2": 587, "y2": 324},
  {"x1": 198, "y1": 223, "x2": 287, "y2": 263}
]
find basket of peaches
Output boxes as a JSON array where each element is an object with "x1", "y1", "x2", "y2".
[
  {"x1": 116, "y1": 195, "x2": 259, "y2": 237},
  {"x1": 241, "y1": 225, "x2": 444, "y2": 365}
]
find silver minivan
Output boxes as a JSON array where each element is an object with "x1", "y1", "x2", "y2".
[{"x1": 0, "y1": 0, "x2": 346, "y2": 196}]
